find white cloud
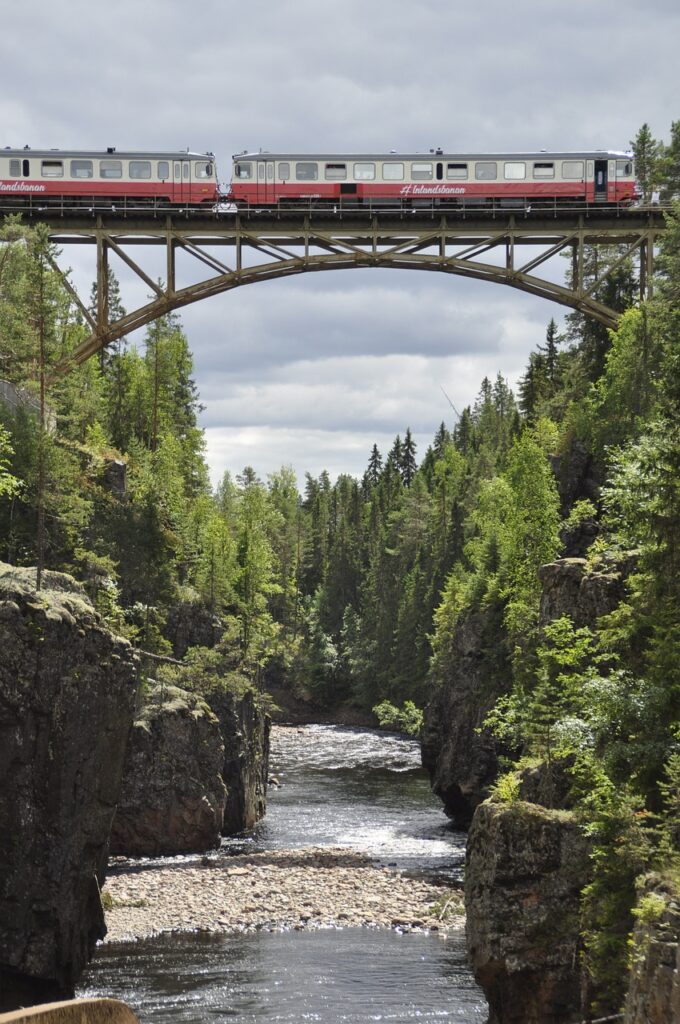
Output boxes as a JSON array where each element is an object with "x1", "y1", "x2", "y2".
[{"x1": 3, "y1": 0, "x2": 678, "y2": 482}]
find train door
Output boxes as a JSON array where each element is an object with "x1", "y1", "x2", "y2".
[
  {"x1": 174, "y1": 158, "x2": 191, "y2": 203},
  {"x1": 594, "y1": 159, "x2": 608, "y2": 202},
  {"x1": 257, "y1": 159, "x2": 275, "y2": 203}
]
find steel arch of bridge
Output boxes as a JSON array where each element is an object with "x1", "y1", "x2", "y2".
[{"x1": 29, "y1": 206, "x2": 664, "y2": 375}]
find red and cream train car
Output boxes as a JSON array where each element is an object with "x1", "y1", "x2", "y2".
[
  {"x1": 230, "y1": 150, "x2": 637, "y2": 206},
  {"x1": 0, "y1": 148, "x2": 218, "y2": 207}
]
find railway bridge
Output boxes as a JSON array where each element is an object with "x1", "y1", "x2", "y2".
[{"x1": 0, "y1": 203, "x2": 667, "y2": 375}]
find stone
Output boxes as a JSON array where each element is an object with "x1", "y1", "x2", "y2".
[
  {"x1": 624, "y1": 877, "x2": 680, "y2": 1024},
  {"x1": 538, "y1": 556, "x2": 628, "y2": 629},
  {"x1": 204, "y1": 688, "x2": 270, "y2": 833},
  {"x1": 0, "y1": 563, "x2": 138, "y2": 1008},
  {"x1": 421, "y1": 604, "x2": 509, "y2": 825},
  {"x1": 549, "y1": 439, "x2": 602, "y2": 516},
  {"x1": 164, "y1": 596, "x2": 223, "y2": 660},
  {"x1": 108, "y1": 684, "x2": 226, "y2": 857},
  {"x1": 465, "y1": 799, "x2": 591, "y2": 1024},
  {"x1": 102, "y1": 459, "x2": 127, "y2": 499}
]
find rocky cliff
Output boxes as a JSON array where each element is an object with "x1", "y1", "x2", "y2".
[
  {"x1": 624, "y1": 876, "x2": 680, "y2": 1024},
  {"x1": 0, "y1": 564, "x2": 137, "y2": 1009},
  {"x1": 465, "y1": 799, "x2": 591, "y2": 1024},
  {"x1": 206, "y1": 688, "x2": 270, "y2": 833},
  {"x1": 421, "y1": 603, "x2": 508, "y2": 826},
  {"x1": 538, "y1": 555, "x2": 629, "y2": 629},
  {"x1": 108, "y1": 684, "x2": 226, "y2": 857}
]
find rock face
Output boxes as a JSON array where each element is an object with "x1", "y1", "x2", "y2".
[
  {"x1": 109, "y1": 684, "x2": 226, "y2": 857},
  {"x1": 165, "y1": 597, "x2": 223, "y2": 659},
  {"x1": 538, "y1": 556, "x2": 628, "y2": 629},
  {"x1": 205, "y1": 688, "x2": 270, "y2": 833},
  {"x1": 421, "y1": 605, "x2": 508, "y2": 825},
  {"x1": 549, "y1": 439, "x2": 601, "y2": 515},
  {"x1": 0, "y1": 564, "x2": 137, "y2": 1009},
  {"x1": 624, "y1": 878, "x2": 680, "y2": 1024},
  {"x1": 465, "y1": 799, "x2": 591, "y2": 1024}
]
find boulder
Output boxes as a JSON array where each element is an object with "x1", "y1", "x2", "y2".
[
  {"x1": 108, "y1": 684, "x2": 226, "y2": 857},
  {"x1": 465, "y1": 799, "x2": 591, "y2": 1024},
  {"x1": 0, "y1": 564, "x2": 137, "y2": 1009}
]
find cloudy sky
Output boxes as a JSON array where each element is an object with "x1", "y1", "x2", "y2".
[{"x1": 2, "y1": 0, "x2": 678, "y2": 486}]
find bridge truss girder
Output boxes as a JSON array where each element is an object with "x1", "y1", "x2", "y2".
[{"x1": 41, "y1": 209, "x2": 663, "y2": 375}]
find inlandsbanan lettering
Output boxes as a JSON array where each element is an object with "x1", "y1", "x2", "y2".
[
  {"x1": 400, "y1": 184, "x2": 466, "y2": 196},
  {"x1": 0, "y1": 182, "x2": 46, "y2": 192}
]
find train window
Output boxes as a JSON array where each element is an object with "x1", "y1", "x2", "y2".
[
  {"x1": 504, "y1": 162, "x2": 526, "y2": 180},
  {"x1": 325, "y1": 163, "x2": 347, "y2": 180},
  {"x1": 130, "y1": 161, "x2": 152, "y2": 179},
  {"x1": 411, "y1": 162, "x2": 433, "y2": 180},
  {"x1": 278, "y1": 162, "x2": 290, "y2": 180},
  {"x1": 22, "y1": 159, "x2": 29, "y2": 176},
  {"x1": 183, "y1": 162, "x2": 190, "y2": 181},
  {"x1": 70, "y1": 160, "x2": 93, "y2": 179},
  {"x1": 616, "y1": 160, "x2": 633, "y2": 177},
  {"x1": 475, "y1": 162, "x2": 497, "y2": 180},
  {"x1": 354, "y1": 162, "x2": 376, "y2": 180},
  {"x1": 383, "y1": 162, "x2": 404, "y2": 180},
  {"x1": 41, "y1": 160, "x2": 63, "y2": 178},
  {"x1": 258, "y1": 163, "x2": 265, "y2": 181},
  {"x1": 158, "y1": 161, "x2": 170, "y2": 180},
  {"x1": 562, "y1": 161, "x2": 584, "y2": 179},
  {"x1": 296, "y1": 162, "x2": 318, "y2": 180},
  {"x1": 234, "y1": 162, "x2": 253, "y2": 179},
  {"x1": 267, "y1": 162, "x2": 274, "y2": 180},
  {"x1": 100, "y1": 160, "x2": 122, "y2": 179},
  {"x1": 194, "y1": 161, "x2": 212, "y2": 179},
  {"x1": 9, "y1": 159, "x2": 20, "y2": 177},
  {"x1": 533, "y1": 162, "x2": 554, "y2": 178},
  {"x1": 447, "y1": 163, "x2": 467, "y2": 179}
]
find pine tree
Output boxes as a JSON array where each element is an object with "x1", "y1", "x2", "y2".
[
  {"x1": 365, "y1": 443, "x2": 383, "y2": 487},
  {"x1": 631, "y1": 123, "x2": 664, "y2": 203},
  {"x1": 660, "y1": 119, "x2": 680, "y2": 202},
  {"x1": 400, "y1": 427, "x2": 418, "y2": 486},
  {"x1": 539, "y1": 318, "x2": 560, "y2": 391},
  {"x1": 518, "y1": 351, "x2": 547, "y2": 422}
]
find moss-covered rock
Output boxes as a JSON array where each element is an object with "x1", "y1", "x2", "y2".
[
  {"x1": 0, "y1": 562, "x2": 137, "y2": 1008},
  {"x1": 624, "y1": 874, "x2": 680, "y2": 1024},
  {"x1": 109, "y1": 684, "x2": 226, "y2": 857},
  {"x1": 465, "y1": 799, "x2": 591, "y2": 1024}
]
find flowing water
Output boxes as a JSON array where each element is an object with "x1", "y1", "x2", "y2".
[{"x1": 79, "y1": 724, "x2": 488, "y2": 1022}]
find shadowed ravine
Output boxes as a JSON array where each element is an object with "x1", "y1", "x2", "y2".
[{"x1": 78, "y1": 724, "x2": 488, "y2": 1021}]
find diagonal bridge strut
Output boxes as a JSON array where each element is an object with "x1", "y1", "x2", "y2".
[{"x1": 35, "y1": 207, "x2": 664, "y2": 376}]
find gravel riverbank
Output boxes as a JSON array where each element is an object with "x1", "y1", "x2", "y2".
[{"x1": 102, "y1": 847, "x2": 464, "y2": 944}]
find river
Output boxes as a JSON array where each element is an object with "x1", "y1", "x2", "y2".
[{"x1": 78, "y1": 724, "x2": 488, "y2": 1022}]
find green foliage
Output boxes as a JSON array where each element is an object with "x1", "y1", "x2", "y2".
[
  {"x1": 631, "y1": 890, "x2": 667, "y2": 925},
  {"x1": 489, "y1": 768, "x2": 522, "y2": 804},
  {"x1": 372, "y1": 699, "x2": 423, "y2": 737},
  {"x1": 578, "y1": 772, "x2": 655, "y2": 1015},
  {"x1": 0, "y1": 422, "x2": 21, "y2": 500}
]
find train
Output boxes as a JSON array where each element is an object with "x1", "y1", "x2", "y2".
[{"x1": 0, "y1": 146, "x2": 637, "y2": 210}]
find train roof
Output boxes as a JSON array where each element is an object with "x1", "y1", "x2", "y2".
[
  {"x1": 2, "y1": 148, "x2": 215, "y2": 160},
  {"x1": 233, "y1": 150, "x2": 633, "y2": 161}
]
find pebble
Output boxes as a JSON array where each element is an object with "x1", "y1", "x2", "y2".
[{"x1": 101, "y1": 846, "x2": 464, "y2": 944}]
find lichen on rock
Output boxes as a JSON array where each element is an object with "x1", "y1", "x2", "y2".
[
  {"x1": 465, "y1": 799, "x2": 591, "y2": 1024},
  {"x1": 109, "y1": 683, "x2": 227, "y2": 857},
  {"x1": 0, "y1": 562, "x2": 138, "y2": 1009}
]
